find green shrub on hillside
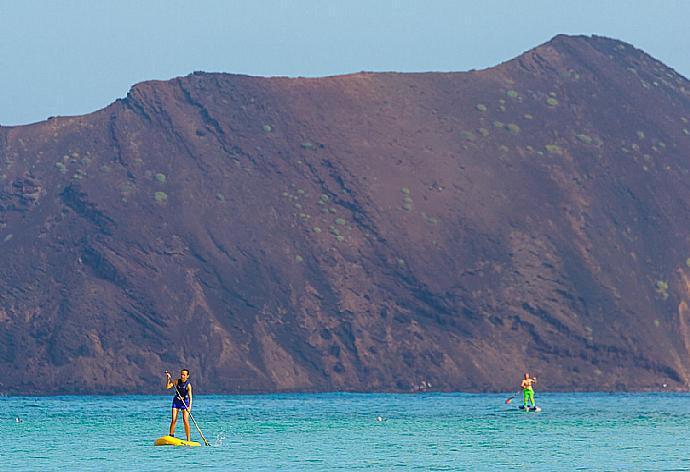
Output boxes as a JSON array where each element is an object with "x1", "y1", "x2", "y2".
[
  {"x1": 262, "y1": 124, "x2": 272, "y2": 132},
  {"x1": 576, "y1": 134, "x2": 593, "y2": 144},
  {"x1": 460, "y1": 131, "x2": 476, "y2": 142},
  {"x1": 506, "y1": 123, "x2": 520, "y2": 134},
  {"x1": 155, "y1": 173, "x2": 166, "y2": 183},
  {"x1": 506, "y1": 90, "x2": 519, "y2": 98},
  {"x1": 545, "y1": 144, "x2": 563, "y2": 154},
  {"x1": 55, "y1": 162, "x2": 67, "y2": 173},
  {"x1": 475, "y1": 104, "x2": 487, "y2": 112},
  {"x1": 477, "y1": 127, "x2": 490, "y2": 137},
  {"x1": 154, "y1": 191, "x2": 168, "y2": 203},
  {"x1": 655, "y1": 280, "x2": 669, "y2": 300},
  {"x1": 546, "y1": 97, "x2": 559, "y2": 106},
  {"x1": 636, "y1": 131, "x2": 645, "y2": 140}
]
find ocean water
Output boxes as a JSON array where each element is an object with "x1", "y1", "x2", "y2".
[{"x1": 2, "y1": 392, "x2": 689, "y2": 471}]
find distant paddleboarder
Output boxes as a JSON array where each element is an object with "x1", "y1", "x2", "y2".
[
  {"x1": 520, "y1": 372, "x2": 537, "y2": 409},
  {"x1": 165, "y1": 369, "x2": 193, "y2": 442}
]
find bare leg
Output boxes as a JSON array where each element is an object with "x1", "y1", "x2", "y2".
[
  {"x1": 169, "y1": 408, "x2": 179, "y2": 436},
  {"x1": 182, "y1": 409, "x2": 191, "y2": 442}
]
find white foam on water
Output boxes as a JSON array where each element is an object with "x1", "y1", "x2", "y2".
[{"x1": 214, "y1": 431, "x2": 226, "y2": 447}]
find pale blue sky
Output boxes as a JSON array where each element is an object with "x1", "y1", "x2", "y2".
[{"x1": 1, "y1": 1, "x2": 689, "y2": 126}]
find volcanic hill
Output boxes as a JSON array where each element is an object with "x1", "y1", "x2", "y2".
[{"x1": 2, "y1": 35, "x2": 690, "y2": 394}]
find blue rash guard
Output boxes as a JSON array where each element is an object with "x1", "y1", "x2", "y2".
[{"x1": 172, "y1": 379, "x2": 190, "y2": 410}]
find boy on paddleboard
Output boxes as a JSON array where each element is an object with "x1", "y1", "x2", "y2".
[
  {"x1": 521, "y1": 372, "x2": 537, "y2": 408},
  {"x1": 165, "y1": 369, "x2": 193, "y2": 442}
]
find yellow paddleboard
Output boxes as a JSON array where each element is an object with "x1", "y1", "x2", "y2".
[{"x1": 154, "y1": 435, "x2": 201, "y2": 447}]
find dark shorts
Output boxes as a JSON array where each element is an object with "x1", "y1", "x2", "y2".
[{"x1": 172, "y1": 397, "x2": 189, "y2": 410}]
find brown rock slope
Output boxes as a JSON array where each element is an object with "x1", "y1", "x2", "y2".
[{"x1": 2, "y1": 34, "x2": 690, "y2": 394}]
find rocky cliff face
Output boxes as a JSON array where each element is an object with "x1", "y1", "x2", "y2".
[{"x1": 2, "y1": 35, "x2": 690, "y2": 394}]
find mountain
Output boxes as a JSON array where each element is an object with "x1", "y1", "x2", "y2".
[{"x1": 2, "y1": 35, "x2": 690, "y2": 394}]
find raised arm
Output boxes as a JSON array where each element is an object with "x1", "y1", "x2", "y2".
[{"x1": 164, "y1": 370, "x2": 174, "y2": 390}]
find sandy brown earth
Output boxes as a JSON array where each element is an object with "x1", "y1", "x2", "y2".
[{"x1": 1, "y1": 34, "x2": 690, "y2": 394}]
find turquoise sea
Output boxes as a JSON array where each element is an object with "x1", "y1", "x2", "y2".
[{"x1": 2, "y1": 393, "x2": 689, "y2": 470}]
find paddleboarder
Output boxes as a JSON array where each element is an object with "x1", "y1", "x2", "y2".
[
  {"x1": 521, "y1": 372, "x2": 537, "y2": 409},
  {"x1": 165, "y1": 369, "x2": 193, "y2": 442}
]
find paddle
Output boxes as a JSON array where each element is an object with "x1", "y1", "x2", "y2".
[
  {"x1": 167, "y1": 372, "x2": 211, "y2": 446},
  {"x1": 504, "y1": 391, "x2": 521, "y2": 404}
]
